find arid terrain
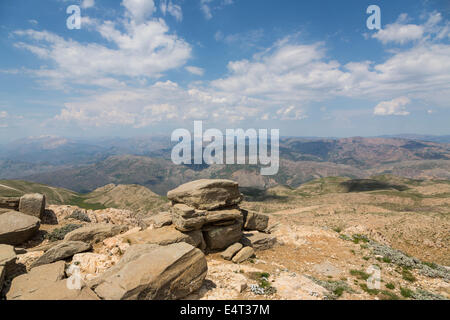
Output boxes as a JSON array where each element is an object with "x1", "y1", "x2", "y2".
[{"x1": 1, "y1": 174, "x2": 448, "y2": 300}]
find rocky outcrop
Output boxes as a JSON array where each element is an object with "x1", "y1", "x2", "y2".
[
  {"x1": 0, "y1": 197, "x2": 20, "y2": 211},
  {"x1": 0, "y1": 211, "x2": 40, "y2": 245},
  {"x1": 64, "y1": 224, "x2": 128, "y2": 244},
  {"x1": 91, "y1": 242, "x2": 207, "y2": 300},
  {"x1": 203, "y1": 220, "x2": 243, "y2": 250},
  {"x1": 19, "y1": 194, "x2": 46, "y2": 219},
  {"x1": 31, "y1": 241, "x2": 92, "y2": 268},
  {"x1": 168, "y1": 179, "x2": 243, "y2": 210},
  {"x1": 124, "y1": 225, "x2": 205, "y2": 249}
]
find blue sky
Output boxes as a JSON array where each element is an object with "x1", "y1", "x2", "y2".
[{"x1": 0, "y1": 0, "x2": 449, "y2": 143}]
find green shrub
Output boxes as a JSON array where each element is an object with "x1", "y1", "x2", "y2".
[
  {"x1": 46, "y1": 224, "x2": 82, "y2": 241},
  {"x1": 400, "y1": 287, "x2": 414, "y2": 298},
  {"x1": 385, "y1": 283, "x2": 395, "y2": 290}
]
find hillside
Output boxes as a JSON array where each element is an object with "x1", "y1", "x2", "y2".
[{"x1": 0, "y1": 180, "x2": 168, "y2": 215}]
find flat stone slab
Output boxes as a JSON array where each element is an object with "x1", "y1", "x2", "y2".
[
  {"x1": 31, "y1": 241, "x2": 92, "y2": 268},
  {"x1": 203, "y1": 220, "x2": 243, "y2": 251},
  {"x1": 167, "y1": 179, "x2": 243, "y2": 210},
  {"x1": 0, "y1": 211, "x2": 40, "y2": 245},
  {"x1": 6, "y1": 261, "x2": 66, "y2": 300},
  {"x1": 240, "y1": 231, "x2": 276, "y2": 251},
  {"x1": 92, "y1": 242, "x2": 207, "y2": 300},
  {"x1": 64, "y1": 224, "x2": 128, "y2": 244},
  {"x1": 143, "y1": 212, "x2": 172, "y2": 228},
  {"x1": 124, "y1": 225, "x2": 205, "y2": 249},
  {"x1": 220, "y1": 243, "x2": 243, "y2": 261},
  {"x1": 232, "y1": 247, "x2": 255, "y2": 264},
  {"x1": 244, "y1": 212, "x2": 269, "y2": 232}
]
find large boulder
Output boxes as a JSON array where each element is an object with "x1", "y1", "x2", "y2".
[
  {"x1": 203, "y1": 220, "x2": 243, "y2": 250},
  {"x1": 240, "y1": 231, "x2": 276, "y2": 250},
  {"x1": 31, "y1": 241, "x2": 92, "y2": 268},
  {"x1": 19, "y1": 194, "x2": 46, "y2": 219},
  {"x1": 0, "y1": 211, "x2": 40, "y2": 245},
  {"x1": 167, "y1": 179, "x2": 243, "y2": 210},
  {"x1": 244, "y1": 212, "x2": 269, "y2": 231},
  {"x1": 124, "y1": 225, "x2": 205, "y2": 250},
  {"x1": 171, "y1": 204, "x2": 206, "y2": 231},
  {"x1": 92, "y1": 242, "x2": 208, "y2": 300},
  {"x1": 6, "y1": 261, "x2": 65, "y2": 299},
  {"x1": 64, "y1": 224, "x2": 128, "y2": 244},
  {"x1": 0, "y1": 197, "x2": 20, "y2": 211}
]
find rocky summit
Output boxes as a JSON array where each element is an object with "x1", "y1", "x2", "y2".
[{"x1": 0, "y1": 180, "x2": 273, "y2": 300}]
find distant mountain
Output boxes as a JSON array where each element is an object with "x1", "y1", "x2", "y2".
[
  {"x1": 378, "y1": 134, "x2": 450, "y2": 144},
  {"x1": 2, "y1": 136, "x2": 450, "y2": 195}
]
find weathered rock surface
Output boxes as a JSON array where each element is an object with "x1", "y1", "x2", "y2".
[
  {"x1": 6, "y1": 261, "x2": 65, "y2": 300},
  {"x1": 0, "y1": 265, "x2": 5, "y2": 292},
  {"x1": 92, "y1": 242, "x2": 208, "y2": 300},
  {"x1": 240, "y1": 231, "x2": 276, "y2": 250},
  {"x1": 31, "y1": 241, "x2": 92, "y2": 268},
  {"x1": 171, "y1": 204, "x2": 206, "y2": 231},
  {"x1": 203, "y1": 220, "x2": 243, "y2": 250},
  {"x1": 64, "y1": 224, "x2": 128, "y2": 244},
  {"x1": 221, "y1": 243, "x2": 243, "y2": 261},
  {"x1": 167, "y1": 179, "x2": 243, "y2": 210},
  {"x1": 205, "y1": 208, "x2": 244, "y2": 225},
  {"x1": 0, "y1": 244, "x2": 17, "y2": 268},
  {"x1": 143, "y1": 212, "x2": 172, "y2": 228},
  {"x1": 16, "y1": 279, "x2": 100, "y2": 300},
  {"x1": 0, "y1": 197, "x2": 20, "y2": 211},
  {"x1": 19, "y1": 193, "x2": 46, "y2": 219},
  {"x1": 244, "y1": 212, "x2": 269, "y2": 231},
  {"x1": 124, "y1": 225, "x2": 204, "y2": 249},
  {"x1": 0, "y1": 211, "x2": 40, "y2": 245},
  {"x1": 232, "y1": 247, "x2": 255, "y2": 264}
]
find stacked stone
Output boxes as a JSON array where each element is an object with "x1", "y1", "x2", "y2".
[{"x1": 167, "y1": 179, "x2": 247, "y2": 251}]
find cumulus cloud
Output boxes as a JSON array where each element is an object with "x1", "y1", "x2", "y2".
[
  {"x1": 13, "y1": 2, "x2": 191, "y2": 88},
  {"x1": 373, "y1": 12, "x2": 449, "y2": 44},
  {"x1": 200, "y1": 0, "x2": 234, "y2": 20},
  {"x1": 374, "y1": 97, "x2": 411, "y2": 116}
]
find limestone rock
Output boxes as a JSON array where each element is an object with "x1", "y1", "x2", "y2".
[
  {"x1": 244, "y1": 212, "x2": 269, "y2": 231},
  {"x1": 220, "y1": 242, "x2": 243, "y2": 261},
  {"x1": 167, "y1": 179, "x2": 243, "y2": 210},
  {"x1": 17, "y1": 279, "x2": 100, "y2": 300},
  {"x1": 0, "y1": 197, "x2": 20, "y2": 211},
  {"x1": 0, "y1": 211, "x2": 40, "y2": 245},
  {"x1": 232, "y1": 247, "x2": 255, "y2": 264},
  {"x1": 6, "y1": 260, "x2": 66, "y2": 300},
  {"x1": 124, "y1": 225, "x2": 204, "y2": 249},
  {"x1": 203, "y1": 220, "x2": 243, "y2": 250},
  {"x1": 19, "y1": 193, "x2": 46, "y2": 219},
  {"x1": 92, "y1": 242, "x2": 208, "y2": 300},
  {"x1": 205, "y1": 207, "x2": 244, "y2": 225},
  {"x1": 143, "y1": 212, "x2": 172, "y2": 228},
  {"x1": 171, "y1": 204, "x2": 206, "y2": 231},
  {"x1": 64, "y1": 224, "x2": 128, "y2": 244},
  {"x1": 0, "y1": 244, "x2": 17, "y2": 268},
  {"x1": 240, "y1": 231, "x2": 276, "y2": 250},
  {"x1": 31, "y1": 241, "x2": 92, "y2": 268},
  {"x1": 70, "y1": 252, "x2": 118, "y2": 282}
]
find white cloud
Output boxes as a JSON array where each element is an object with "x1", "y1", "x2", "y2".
[
  {"x1": 185, "y1": 66, "x2": 205, "y2": 76},
  {"x1": 160, "y1": 0, "x2": 183, "y2": 22},
  {"x1": 200, "y1": 0, "x2": 234, "y2": 20},
  {"x1": 13, "y1": 5, "x2": 191, "y2": 88},
  {"x1": 81, "y1": 0, "x2": 95, "y2": 9},
  {"x1": 374, "y1": 97, "x2": 411, "y2": 116},
  {"x1": 372, "y1": 12, "x2": 449, "y2": 44},
  {"x1": 122, "y1": 0, "x2": 156, "y2": 23}
]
